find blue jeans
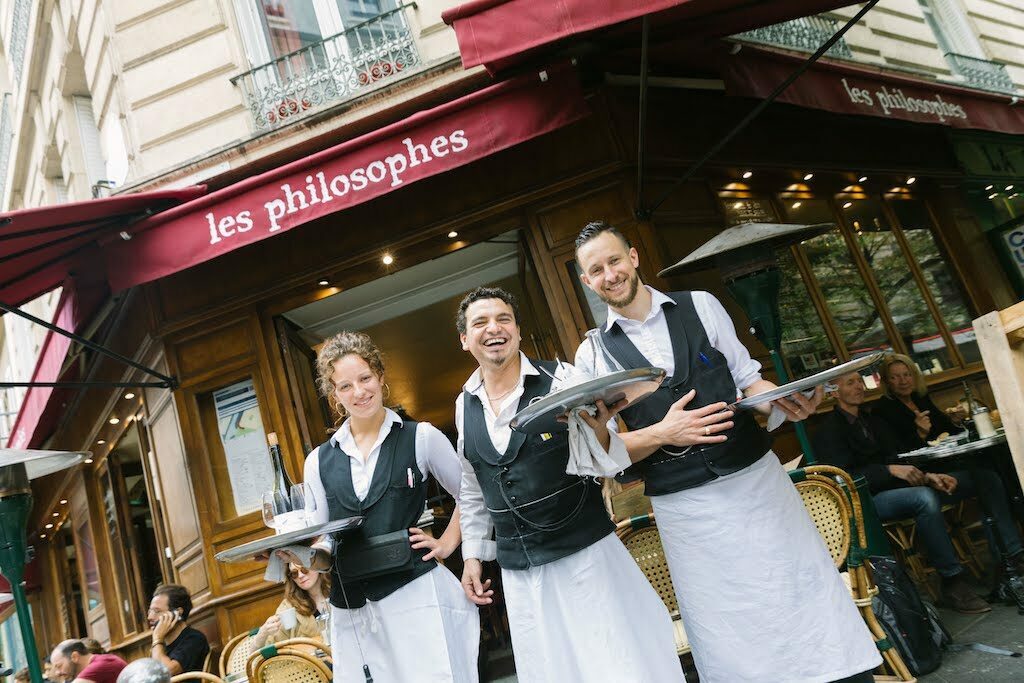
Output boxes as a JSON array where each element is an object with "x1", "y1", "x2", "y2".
[{"x1": 873, "y1": 469, "x2": 1023, "y2": 577}]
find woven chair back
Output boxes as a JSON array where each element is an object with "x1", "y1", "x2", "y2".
[
  {"x1": 170, "y1": 673, "x2": 224, "y2": 683},
  {"x1": 619, "y1": 524, "x2": 679, "y2": 613},
  {"x1": 793, "y1": 475, "x2": 852, "y2": 568},
  {"x1": 253, "y1": 651, "x2": 332, "y2": 683},
  {"x1": 221, "y1": 631, "x2": 258, "y2": 678}
]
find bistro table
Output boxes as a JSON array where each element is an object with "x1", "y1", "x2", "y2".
[{"x1": 895, "y1": 430, "x2": 1007, "y2": 464}]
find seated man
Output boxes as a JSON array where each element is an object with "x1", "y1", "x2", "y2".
[
  {"x1": 813, "y1": 371, "x2": 1024, "y2": 614},
  {"x1": 146, "y1": 584, "x2": 210, "y2": 675},
  {"x1": 49, "y1": 640, "x2": 127, "y2": 683}
]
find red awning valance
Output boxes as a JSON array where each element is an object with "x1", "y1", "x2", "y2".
[
  {"x1": 105, "y1": 65, "x2": 590, "y2": 291},
  {"x1": 0, "y1": 187, "x2": 206, "y2": 308},
  {"x1": 442, "y1": 0, "x2": 858, "y2": 71},
  {"x1": 722, "y1": 47, "x2": 1024, "y2": 135}
]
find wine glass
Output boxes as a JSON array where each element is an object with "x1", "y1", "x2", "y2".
[
  {"x1": 290, "y1": 483, "x2": 317, "y2": 525},
  {"x1": 261, "y1": 490, "x2": 290, "y2": 529}
]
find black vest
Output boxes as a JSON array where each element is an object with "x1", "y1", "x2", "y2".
[
  {"x1": 461, "y1": 360, "x2": 614, "y2": 570},
  {"x1": 601, "y1": 291, "x2": 772, "y2": 497},
  {"x1": 318, "y1": 419, "x2": 435, "y2": 608}
]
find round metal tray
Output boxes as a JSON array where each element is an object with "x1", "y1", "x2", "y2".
[
  {"x1": 510, "y1": 367, "x2": 667, "y2": 434},
  {"x1": 730, "y1": 351, "x2": 886, "y2": 410},
  {"x1": 215, "y1": 516, "x2": 364, "y2": 563}
]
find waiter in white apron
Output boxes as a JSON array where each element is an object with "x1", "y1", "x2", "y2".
[{"x1": 573, "y1": 221, "x2": 882, "y2": 683}]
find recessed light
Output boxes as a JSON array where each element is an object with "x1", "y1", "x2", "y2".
[
  {"x1": 989, "y1": 193, "x2": 999, "y2": 200},
  {"x1": 843, "y1": 202, "x2": 853, "y2": 209},
  {"x1": 52, "y1": 512, "x2": 59, "y2": 517},
  {"x1": 792, "y1": 202, "x2": 802, "y2": 209},
  {"x1": 985, "y1": 185, "x2": 994, "y2": 191},
  {"x1": 858, "y1": 176, "x2": 868, "y2": 183},
  {"x1": 109, "y1": 417, "x2": 119, "y2": 425},
  {"x1": 39, "y1": 534, "x2": 46, "y2": 539},
  {"x1": 1007, "y1": 185, "x2": 1015, "y2": 191},
  {"x1": 742, "y1": 170, "x2": 753, "y2": 179},
  {"x1": 803, "y1": 173, "x2": 814, "y2": 181},
  {"x1": 96, "y1": 439, "x2": 105, "y2": 445},
  {"x1": 448, "y1": 231, "x2": 458, "y2": 238},
  {"x1": 382, "y1": 254, "x2": 394, "y2": 266},
  {"x1": 60, "y1": 499, "x2": 68, "y2": 504},
  {"x1": 318, "y1": 279, "x2": 329, "y2": 286},
  {"x1": 124, "y1": 392, "x2": 135, "y2": 400},
  {"x1": 84, "y1": 458, "x2": 94, "y2": 464},
  {"x1": 45, "y1": 524, "x2": 54, "y2": 529},
  {"x1": 906, "y1": 176, "x2": 916, "y2": 185}
]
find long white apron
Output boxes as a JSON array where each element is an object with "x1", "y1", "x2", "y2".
[
  {"x1": 501, "y1": 532, "x2": 684, "y2": 683},
  {"x1": 329, "y1": 564, "x2": 480, "y2": 682},
  {"x1": 652, "y1": 452, "x2": 882, "y2": 683}
]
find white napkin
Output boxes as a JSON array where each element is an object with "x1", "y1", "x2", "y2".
[
  {"x1": 765, "y1": 388, "x2": 818, "y2": 431},
  {"x1": 264, "y1": 544, "x2": 318, "y2": 583}
]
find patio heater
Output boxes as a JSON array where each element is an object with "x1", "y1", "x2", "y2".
[
  {"x1": 0, "y1": 449, "x2": 85, "y2": 683},
  {"x1": 659, "y1": 221, "x2": 832, "y2": 462}
]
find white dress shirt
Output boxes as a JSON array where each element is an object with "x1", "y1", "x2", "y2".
[
  {"x1": 455, "y1": 352, "x2": 629, "y2": 561},
  {"x1": 575, "y1": 286, "x2": 763, "y2": 392},
  {"x1": 304, "y1": 408, "x2": 463, "y2": 534}
]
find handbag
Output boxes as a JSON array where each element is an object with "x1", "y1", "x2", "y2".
[{"x1": 335, "y1": 530, "x2": 415, "y2": 581}]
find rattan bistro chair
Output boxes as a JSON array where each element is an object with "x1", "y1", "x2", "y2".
[
  {"x1": 220, "y1": 628, "x2": 260, "y2": 678},
  {"x1": 790, "y1": 464, "x2": 916, "y2": 682},
  {"x1": 251, "y1": 648, "x2": 332, "y2": 683},
  {"x1": 615, "y1": 513, "x2": 690, "y2": 656},
  {"x1": 246, "y1": 639, "x2": 331, "y2": 682}
]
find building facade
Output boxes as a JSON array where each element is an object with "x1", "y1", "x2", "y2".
[{"x1": 1, "y1": 0, "x2": 1023, "y2": 673}]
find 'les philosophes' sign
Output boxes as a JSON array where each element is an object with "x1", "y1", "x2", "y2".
[
  {"x1": 204, "y1": 131, "x2": 469, "y2": 245},
  {"x1": 840, "y1": 77, "x2": 967, "y2": 124}
]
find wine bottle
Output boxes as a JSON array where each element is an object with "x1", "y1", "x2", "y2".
[{"x1": 268, "y1": 432, "x2": 295, "y2": 496}]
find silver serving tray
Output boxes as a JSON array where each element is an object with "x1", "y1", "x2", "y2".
[
  {"x1": 215, "y1": 516, "x2": 364, "y2": 563},
  {"x1": 511, "y1": 367, "x2": 667, "y2": 434},
  {"x1": 730, "y1": 351, "x2": 886, "y2": 410}
]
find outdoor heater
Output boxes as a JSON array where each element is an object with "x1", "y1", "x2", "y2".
[
  {"x1": 0, "y1": 449, "x2": 85, "y2": 683},
  {"x1": 658, "y1": 222, "x2": 834, "y2": 462}
]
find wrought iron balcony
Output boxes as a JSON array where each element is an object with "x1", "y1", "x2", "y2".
[
  {"x1": 231, "y1": 6, "x2": 420, "y2": 130},
  {"x1": 733, "y1": 15, "x2": 853, "y2": 60},
  {"x1": 944, "y1": 53, "x2": 1018, "y2": 95}
]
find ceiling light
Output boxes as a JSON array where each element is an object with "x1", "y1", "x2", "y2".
[
  {"x1": 858, "y1": 176, "x2": 868, "y2": 183},
  {"x1": 84, "y1": 458, "x2": 94, "y2": 464},
  {"x1": 124, "y1": 392, "x2": 135, "y2": 400},
  {"x1": 318, "y1": 279, "x2": 329, "y2": 286},
  {"x1": 792, "y1": 202, "x2": 802, "y2": 209},
  {"x1": 382, "y1": 254, "x2": 394, "y2": 266},
  {"x1": 45, "y1": 524, "x2": 53, "y2": 529},
  {"x1": 96, "y1": 439, "x2": 105, "y2": 445},
  {"x1": 1007, "y1": 185, "x2": 1015, "y2": 191},
  {"x1": 906, "y1": 176, "x2": 916, "y2": 185},
  {"x1": 741, "y1": 170, "x2": 753, "y2": 179},
  {"x1": 803, "y1": 173, "x2": 814, "y2": 181},
  {"x1": 52, "y1": 512, "x2": 59, "y2": 517},
  {"x1": 843, "y1": 202, "x2": 853, "y2": 209},
  {"x1": 448, "y1": 231, "x2": 459, "y2": 238},
  {"x1": 39, "y1": 534, "x2": 46, "y2": 539},
  {"x1": 985, "y1": 184, "x2": 994, "y2": 191},
  {"x1": 989, "y1": 193, "x2": 999, "y2": 200},
  {"x1": 60, "y1": 499, "x2": 68, "y2": 504},
  {"x1": 109, "y1": 417, "x2": 119, "y2": 425}
]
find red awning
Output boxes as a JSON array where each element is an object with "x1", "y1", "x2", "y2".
[
  {"x1": 722, "y1": 47, "x2": 1024, "y2": 134},
  {"x1": 442, "y1": 0, "x2": 858, "y2": 71},
  {"x1": 105, "y1": 65, "x2": 590, "y2": 291},
  {"x1": 0, "y1": 187, "x2": 206, "y2": 308}
]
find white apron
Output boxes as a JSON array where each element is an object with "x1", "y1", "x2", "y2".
[
  {"x1": 329, "y1": 564, "x2": 480, "y2": 682},
  {"x1": 652, "y1": 452, "x2": 882, "y2": 683},
  {"x1": 501, "y1": 532, "x2": 685, "y2": 683}
]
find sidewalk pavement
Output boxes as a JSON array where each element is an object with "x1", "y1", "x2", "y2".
[{"x1": 920, "y1": 603, "x2": 1024, "y2": 682}]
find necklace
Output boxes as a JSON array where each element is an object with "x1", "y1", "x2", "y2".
[{"x1": 486, "y1": 385, "x2": 517, "y2": 404}]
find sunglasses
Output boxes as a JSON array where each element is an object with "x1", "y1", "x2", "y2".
[{"x1": 288, "y1": 567, "x2": 314, "y2": 579}]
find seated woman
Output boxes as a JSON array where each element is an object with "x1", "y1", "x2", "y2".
[
  {"x1": 251, "y1": 563, "x2": 331, "y2": 648},
  {"x1": 874, "y1": 353, "x2": 961, "y2": 453}
]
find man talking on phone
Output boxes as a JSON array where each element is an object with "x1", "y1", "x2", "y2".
[{"x1": 147, "y1": 584, "x2": 209, "y2": 674}]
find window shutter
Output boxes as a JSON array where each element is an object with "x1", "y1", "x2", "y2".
[{"x1": 72, "y1": 96, "x2": 106, "y2": 188}]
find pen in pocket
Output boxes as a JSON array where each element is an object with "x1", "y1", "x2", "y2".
[{"x1": 698, "y1": 352, "x2": 712, "y2": 367}]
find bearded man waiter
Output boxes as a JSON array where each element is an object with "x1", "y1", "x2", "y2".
[
  {"x1": 573, "y1": 222, "x2": 881, "y2": 683},
  {"x1": 455, "y1": 286, "x2": 683, "y2": 682}
]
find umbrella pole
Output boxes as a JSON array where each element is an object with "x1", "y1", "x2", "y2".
[{"x1": 0, "y1": 494, "x2": 43, "y2": 683}]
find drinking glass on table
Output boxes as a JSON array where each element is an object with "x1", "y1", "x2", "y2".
[{"x1": 261, "y1": 490, "x2": 290, "y2": 530}]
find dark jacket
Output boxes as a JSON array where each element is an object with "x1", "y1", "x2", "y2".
[
  {"x1": 812, "y1": 407, "x2": 907, "y2": 494},
  {"x1": 873, "y1": 394, "x2": 959, "y2": 454}
]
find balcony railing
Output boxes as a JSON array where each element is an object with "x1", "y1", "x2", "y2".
[
  {"x1": 231, "y1": 6, "x2": 420, "y2": 130},
  {"x1": 733, "y1": 16, "x2": 853, "y2": 61},
  {"x1": 945, "y1": 53, "x2": 1018, "y2": 95}
]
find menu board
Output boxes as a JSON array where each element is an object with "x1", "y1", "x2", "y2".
[{"x1": 214, "y1": 379, "x2": 275, "y2": 515}]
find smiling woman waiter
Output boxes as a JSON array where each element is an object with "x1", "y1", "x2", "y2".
[
  {"x1": 573, "y1": 221, "x2": 882, "y2": 683},
  {"x1": 281, "y1": 331, "x2": 479, "y2": 682}
]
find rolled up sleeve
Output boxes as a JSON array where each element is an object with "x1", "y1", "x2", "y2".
[{"x1": 694, "y1": 291, "x2": 763, "y2": 391}]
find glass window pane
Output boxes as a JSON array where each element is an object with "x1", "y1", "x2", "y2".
[
  {"x1": 568, "y1": 260, "x2": 608, "y2": 329},
  {"x1": 843, "y1": 198, "x2": 954, "y2": 374},
  {"x1": 782, "y1": 199, "x2": 892, "y2": 387},
  {"x1": 721, "y1": 197, "x2": 777, "y2": 226},
  {"x1": 889, "y1": 199, "x2": 980, "y2": 364},
  {"x1": 776, "y1": 250, "x2": 838, "y2": 378},
  {"x1": 259, "y1": 1, "x2": 327, "y2": 57},
  {"x1": 75, "y1": 516, "x2": 102, "y2": 611}
]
